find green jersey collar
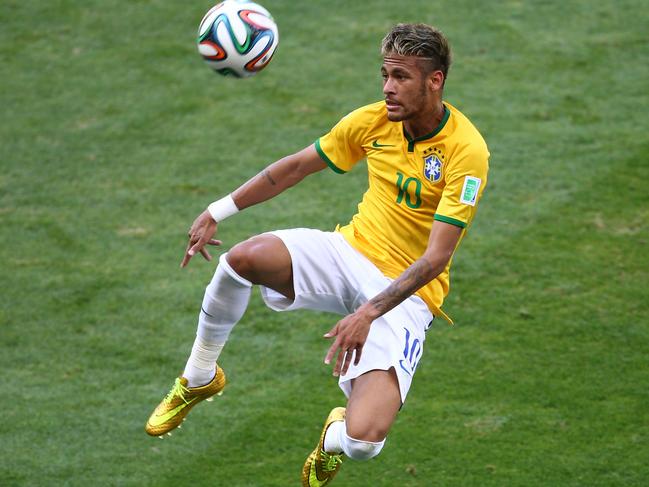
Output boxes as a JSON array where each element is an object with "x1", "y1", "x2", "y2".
[{"x1": 403, "y1": 104, "x2": 450, "y2": 152}]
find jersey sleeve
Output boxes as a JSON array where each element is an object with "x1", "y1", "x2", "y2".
[
  {"x1": 434, "y1": 144, "x2": 489, "y2": 229},
  {"x1": 315, "y1": 107, "x2": 369, "y2": 173}
]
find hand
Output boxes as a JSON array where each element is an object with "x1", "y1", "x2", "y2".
[
  {"x1": 180, "y1": 210, "x2": 223, "y2": 268},
  {"x1": 323, "y1": 307, "x2": 375, "y2": 377}
]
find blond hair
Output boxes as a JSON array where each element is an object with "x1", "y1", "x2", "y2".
[{"x1": 381, "y1": 23, "x2": 452, "y2": 80}]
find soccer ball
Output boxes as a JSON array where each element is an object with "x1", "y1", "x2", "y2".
[{"x1": 197, "y1": 0, "x2": 279, "y2": 78}]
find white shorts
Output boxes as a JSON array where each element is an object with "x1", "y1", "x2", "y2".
[{"x1": 257, "y1": 228, "x2": 433, "y2": 403}]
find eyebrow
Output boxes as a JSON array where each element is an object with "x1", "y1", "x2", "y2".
[{"x1": 382, "y1": 65, "x2": 410, "y2": 76}]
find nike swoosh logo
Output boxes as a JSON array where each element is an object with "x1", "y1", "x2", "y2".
[
  {"x1": 309, "y1": 453, "x2": 326, "y2": 483},
  {"x1": 148, "y1": 398, "x2": 197, "y2": 427},
  {"x1": 372, "y1": 140, "x2": 394, "y2": 148}
]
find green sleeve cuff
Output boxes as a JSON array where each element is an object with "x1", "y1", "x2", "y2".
[
  {"x1": 434, "y1": 214, "x2": 467, "y2": 228},
  {"x1": 315, "y1": 139, "x2": 346, "y2": 174}
]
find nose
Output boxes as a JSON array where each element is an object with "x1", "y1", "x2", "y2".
[{"x1": 383, "y1": 76, "x2": 395, "y2": 95}]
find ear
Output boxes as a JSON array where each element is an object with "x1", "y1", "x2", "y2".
[{"x1": 428, "y1": 70, "x2": 445, "y2": 92}]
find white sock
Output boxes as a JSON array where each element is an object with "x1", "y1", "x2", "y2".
[
  {"x1": 323, "y1": 419, "x2": 345, "y2": 454},
  {"x1": 324, "y1": 420, "x2": 386, "y2": 460},
  {"x1": 340, "y1": 431, "x2": 385, "y2": 461},
  {"x1": 183, "y1": 254, "x2": 252, "y2": 387},
  {"x1": 183, "y1": 336, "x2": 224, "y2": 387}
]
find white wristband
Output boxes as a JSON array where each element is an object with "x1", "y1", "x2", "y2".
[{"x1": 207, "y1": 194, "x2": 239, "y2": 222}]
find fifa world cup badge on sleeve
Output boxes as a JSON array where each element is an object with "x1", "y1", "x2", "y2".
[{"x1": 460, "y1": 176, "x2": 481, "y2": 206}]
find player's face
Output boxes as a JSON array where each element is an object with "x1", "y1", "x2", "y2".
[{"x1": 381, "y1": 55, "x2": 440, "y2": 122}]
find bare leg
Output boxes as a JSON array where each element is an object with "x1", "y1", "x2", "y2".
[
  {"x1": 345, "y1": 368, "x2": 401, "y2": 442},
  {"x1": 319, "y1": 368, "x2": 400, "y2": 460},
  {"x1": 230, "y1": 236, "x2": 402, "y2": 455},
  {"x1": 230, "y1": 236, "x2": 402, "y2": 445}
]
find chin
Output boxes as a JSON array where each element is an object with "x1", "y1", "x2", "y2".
[{"x1": 385, "y1": 108, "x2": 404, "y2": 121}]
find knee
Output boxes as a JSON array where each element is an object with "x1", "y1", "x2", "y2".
[
  {"x1": 225, "y1": 238, "x2": 260, "y2": 282},
  {"x1": 342, "y1": 415, "x2": 389, "y2": 460},
  {"x1": 345, "y1": 421, "x2": 389, "y2": 444},
  {"x1": 225, "y1": 235, "x2": 292, "y2": 289}
]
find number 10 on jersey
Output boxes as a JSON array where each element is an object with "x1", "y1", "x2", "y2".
[{"x1": 395, "y1": 172, "x2": 422, "y2": 209}]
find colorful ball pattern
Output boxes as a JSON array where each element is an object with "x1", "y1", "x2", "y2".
[{"x1": 197, "y1": 1, "x2": 279, "y2": 78}]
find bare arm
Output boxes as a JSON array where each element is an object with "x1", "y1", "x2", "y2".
[
  {"x1": 324, "y1": 220, "x2": 463, "y2": 375},
  {"x1": 363, "y1": 220, "x2": 462, "y2": 318},
  {"x1": 181, "y1": 144, "x2": 327, "y2": 267},
  {"x1": 232, "y1": 144, "x2": 327, "y2": 210}
]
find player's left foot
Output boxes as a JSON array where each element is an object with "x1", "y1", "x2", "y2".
[{"x1": 301, "y1": 407, "x2": 346, "y2": 487}]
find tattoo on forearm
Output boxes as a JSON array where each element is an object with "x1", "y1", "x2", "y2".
[
  {"x1": 369, "y1": 258, "x2": 435, "y2": 315},
  {"x1": 263, "y1": 169, "x2": 277, "y2": 186}
]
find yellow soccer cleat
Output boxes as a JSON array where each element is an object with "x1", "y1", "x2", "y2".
[
  {"x1": 145, "y1": 366, "x2": 226, "y2": 437},
  {"x1": 301, "y1": 407, "x2": 346, "y2": 487}
]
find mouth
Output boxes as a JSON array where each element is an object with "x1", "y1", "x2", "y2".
[{"x1": 385, "y1": 99, "x2": 401, "y2": 110}]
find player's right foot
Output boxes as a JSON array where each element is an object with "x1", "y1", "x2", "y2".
[
  {"x1": 301, "y1": 407, "x2": 346, "y2": 487},
  {"x1": 145, "y1": 366, "x2": 226, "y2": 437}
]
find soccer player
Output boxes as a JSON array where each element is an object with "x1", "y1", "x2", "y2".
[{"x1": 146, "y1": 23, "x2": 489, "y2": 486}]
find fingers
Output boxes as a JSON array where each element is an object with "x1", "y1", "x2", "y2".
[
  {"x1": 324, "y1": 336, "x2": 340, "y2": 365},
  {"x1": 323, "y1": 323, "x2": 338, "y2": 339},
  {"x1": 341, "y1": 348, "x2": 356, "y2": 376},
  {"x1": 188, "y1": 238, "x2": 209, "y2": 262},
  {"x1": 323, "y1": 317, "x2": 371, "y2": 375},
  {"x1": 324, "y1": 336, "x2": 363, "y2": 377},
  {"x1": 332, "y1": 347, "x2": 361, "y2": 377},
  {"x1": 180, "y1": 238, "x2": 214, "y2": 267},
  {"x1": 180, "y1": 242, "x2": 216, "y2": 267},
  {"x1": 181, "y1": 238, "x2": 204, "y2": 267},
  {"x1": 353, "y1": 346, "x2": 363, "y2": 366},
  {"x1": 333, "y1": 349, "x2": 346, "y2": 377},
  {"x1": 180, "y1": 212, "x2": 219, "y2": 268},
  {"x1": 180, "y1": 241, "x2": 194, "y2": 268},
  {"x1": 199, "y1": 247, "x2": 212, "y2": 261}
]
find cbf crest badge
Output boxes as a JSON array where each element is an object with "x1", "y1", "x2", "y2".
[{"x1": 423, "y1": 154, "x2": 443, "y2": 182}]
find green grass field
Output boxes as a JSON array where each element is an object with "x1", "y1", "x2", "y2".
[{"x1": 1, "y1": 0, "x2": 648, "y2": 485}]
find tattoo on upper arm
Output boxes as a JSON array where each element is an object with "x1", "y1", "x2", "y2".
[{"x1": 263, "y1": 169, "x2": 277, "y2": 186}]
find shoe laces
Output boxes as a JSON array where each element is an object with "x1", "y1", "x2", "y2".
[
  {"x1": 321, "y1": 450, "x2": 343, "y2": 472},
  {"x1": 164, "y1": 378, "x2": 190, "y2": 404}
]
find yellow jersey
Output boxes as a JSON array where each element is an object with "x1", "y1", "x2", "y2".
[{"x1": 315, "y1": 101, "x2": 489, "y2": 322}]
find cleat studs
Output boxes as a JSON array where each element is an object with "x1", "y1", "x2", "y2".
[
  {"x1": 206, "y1": 397, "x2": 214, "y2": 402},
  {"x1": 167, "y1": 432, "x2": 172, "y2": 437},
  {"x1": 178, "y1": 425, "x2": 182, "y2": 429},
  {"x1": 158, "y1": 436, "x2": 164, "y2": 439},
  {"x1": 217, "y1": 391, "x2": 224, "y2": 396}
]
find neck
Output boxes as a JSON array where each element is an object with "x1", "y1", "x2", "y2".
[{"x1": 403, "y1": 101, "x2": 446, "y2": 139}]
